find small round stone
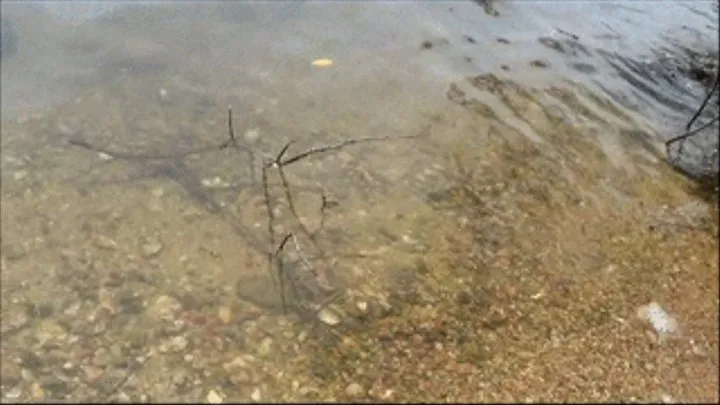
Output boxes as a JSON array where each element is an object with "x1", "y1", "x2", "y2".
[{"x1": 345, "y1": 382, "x2": 365, "y2": 398}]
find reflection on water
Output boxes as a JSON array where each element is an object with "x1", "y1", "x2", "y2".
[{"x1": 1, "y1": 1, "x2": 718, "y2": 403}]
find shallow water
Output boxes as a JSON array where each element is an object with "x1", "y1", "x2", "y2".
[{"x1": 1, "y1": 1, "x2": 718, "y2": 402}]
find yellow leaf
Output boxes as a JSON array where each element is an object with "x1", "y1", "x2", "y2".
[{"x1": 312, "y1": 58, "x2": 334, "y2": 67}]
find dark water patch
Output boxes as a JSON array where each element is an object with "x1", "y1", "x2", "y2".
[
  {"x1": 603, "y1": 54, "x2": 697, "y2": 114},
  {"x1": 529, "y1": 60, "x2": 549, "y2": 69},
  {"x1": 537, "y1": 36, "x2": 592, "y2": 58},
  {"x1": 610, "y1": 52, "x2": 663, "y2": 86},
  {"x1": 570, "y1": 63, "x2": 598, "y2": 74},
  {"x1": 472, "y1": 0, "x2": 500, "y2": 17}
]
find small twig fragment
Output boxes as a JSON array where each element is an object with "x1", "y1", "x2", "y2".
[{"x1": 275, "y1": 232, "x2": 293, "y2": 314}]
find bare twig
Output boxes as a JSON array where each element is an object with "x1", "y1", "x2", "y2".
[
  {"x1": 316, "y1": 193, "x2": 339, "y2": 235},
  {"x1": 280, "y1": 129, "x2": 429, "y2": 167},
  {"x1": 220, "y1": 105, "x2": 237, "y2": 149},
  {"x1": 666, "y1": 115, "x2": 720, "y2": 147},
  {"x1": 273, "y1": 141, "x2": 294, "y2": 167},
  {"x1": 223, "y1": 106, "x2": 258, "y2": 184},
  {"x1": 262, "y1": 128, "x2": 430, "y2": 254},
  {"x1": 665, "y1": 63, "x2": 719, "y2": 163},
  {"x1": 68, "y1": 107, "x2": 243, "y2": 161},
  {"x1": 277, "y1": 163, "x2": 318, "y2": 246},
  {"x1": 274, "y1": 232, "x2": 293, "y2": 314},
  {"x1": 68, "y1": 106, "x2": 428, "y2": 323},
  {"x1": 262, "y1": 164, "x2": 278, "y2": 290},
  {"x1": 685, "y1": 65, "x2": 720, "y2": 132}
]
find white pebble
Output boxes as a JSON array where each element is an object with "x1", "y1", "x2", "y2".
[
  {"x1": 345, "y1": 382, "x2": 365, "y2": 397},
  {"x1": 317, "y1": 307, "x2": 341, "y2": 326},
  {"x1": 250, "y1": 387, "x2": 261, "y2": 402},
  {"x1": 4, "y1": 386, "x2": 22, "y2": 399},
  {"x1": 206, "y1": 389, "x2": 223, "y2": 404},
  {"x1": 637, "y1": 302, "x2": 680, "y2": 341}
]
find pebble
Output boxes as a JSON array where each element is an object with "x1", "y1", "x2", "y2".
[
  {"x1": 250, "y1": 387, "x2": 262, "y2": 402},
  {"x1": 345, "y1": 382, "x2": 365, "y2": 398},
  {"x1": 35, "y1": 320, "x2": 68, "y2": 345},
  {"x1": 689, "y1": 339, "x2": 708, "y2": 357},
  {"x1": 317, "y1": 307, "x2": 341, "y2": 326},
  {"x1": 20, "y1": 367, "x2": 35, "y2": 382},
  {"x1": 30, "y1": 382, "x2": 45, "y2": 400},
  {"x1": 401, "y1": 234, "x2": 417, "y2": 245},
  {"x1": 201, "y1": 177, "x2": 230, "y2": 189},
  {"x1": 206, "y1": 389, "x2": 223, "y2": 404},
  {"x1": 218, "y1": 306, "x2": 232, "y2": 324},
  {"x1": 146, "y1": 295, "x2": 182, "y2": 323},
  {"x1": 141, "y1": 239, "x2": 163, "y2": 258},
  {"x1": 159, "y1": 336, "x2": 189, "y2": 353},
  {"x1": 4, "y1": 386, "x2": 22, "y2": 399},
  {"x1": 637, "y1": 302, "x2": 680, "y2": 342},
  {"x1": 117, "y1": 391, "x2": 131, "y2": 402},
  {"x1": 172, "y1": 336, "x2": 189, "y2": 351},
  {"x1": 94, "y1": 235, "x2": 118, "y2": 250},
  {"x1": 64, "y1": 302, "x2": 81, "y2": 316},
  {"x1": 223, "y1": 356, "x2": 249, "y2": 371},
  {"x1": 258, "y1": 337, "x2": 272, "y2": 357}
]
